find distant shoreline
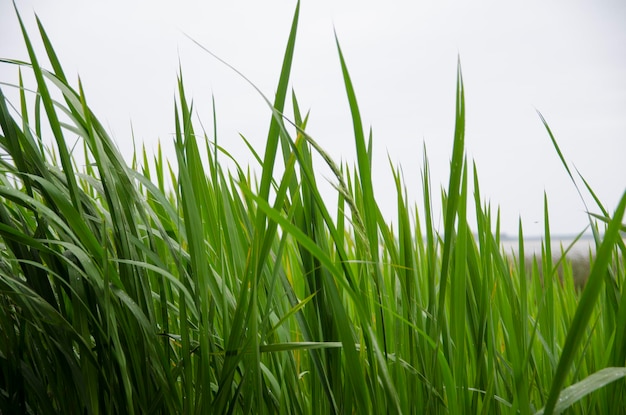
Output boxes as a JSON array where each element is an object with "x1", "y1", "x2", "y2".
[{"x1": 498, "y1": 233, "x2": 599, "y2": 242}]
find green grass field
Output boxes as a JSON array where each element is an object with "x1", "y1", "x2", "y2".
[{"x1": 1, "y1": 4, "x2": 625, "y2": 414}]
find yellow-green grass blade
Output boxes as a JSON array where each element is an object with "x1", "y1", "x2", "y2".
[
  {"x1": 13, "y1": 7, "x2": 82, "y2": 216},
  {"x1": 436, "y1": 59, "x2": 466, "y2": 343},
  {"x1": 335, "y1": 39, "x2": 394, "y2": 409}
]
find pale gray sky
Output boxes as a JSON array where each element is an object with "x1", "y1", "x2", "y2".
[{"x1": 2, "y1": 0, "x2": 625, "y2": 236}]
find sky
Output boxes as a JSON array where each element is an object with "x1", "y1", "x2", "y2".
[{"x1": 1, "y1": 0, "x2": 625, "y2": 237}]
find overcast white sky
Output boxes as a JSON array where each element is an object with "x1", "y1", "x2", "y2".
[{"x1": 1, "y1": 0, "x2": 625, "y2": 237}]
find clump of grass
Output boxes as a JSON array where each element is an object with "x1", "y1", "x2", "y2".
[{"x1": 1, "y1": 3, "x2": 626, "y2": 414}]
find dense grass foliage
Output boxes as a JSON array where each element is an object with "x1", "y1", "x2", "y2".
[{"x1": 1, "y1": 4, "x2": 626, "y2": 414}]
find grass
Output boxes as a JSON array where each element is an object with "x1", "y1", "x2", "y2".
[{"x1": 1, "y1": 3, "x2": 626, "y2": 414}]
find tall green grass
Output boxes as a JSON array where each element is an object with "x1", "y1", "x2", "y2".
[{"x1": 1, "y1": 4, "x2": 625, "y2": 414}]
